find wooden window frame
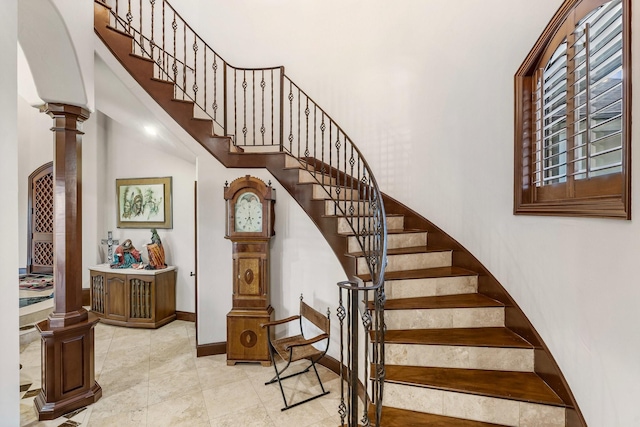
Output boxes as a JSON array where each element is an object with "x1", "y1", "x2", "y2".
[{"x1": 514, "y1": 0, "x2": 631, "y2": 219}]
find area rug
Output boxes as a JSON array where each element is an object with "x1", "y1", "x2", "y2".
[
  {"x1": 19, "y1": 294, "x2": 54, "y2": 308},
  {"x1": 19, "y1": 274, "x2": 54, "y2": 291}
]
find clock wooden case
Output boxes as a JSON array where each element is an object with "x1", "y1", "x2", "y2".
[{"x1": 224, "y1": 175, "x2": 276, "y2": 366}]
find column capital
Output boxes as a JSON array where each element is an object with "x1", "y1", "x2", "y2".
[{"x1": 41, "y1": 103, "x2": 91, "y2": 122}]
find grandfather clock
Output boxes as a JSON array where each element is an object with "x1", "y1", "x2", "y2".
[{"x1": 224, "y1": 175, "x2": 276, "y2": 366}]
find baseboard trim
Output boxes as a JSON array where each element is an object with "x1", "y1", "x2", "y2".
[
  {"x1": 82, "y1": 288, "x2": 90, "y2": 306},
  {"x1": 176, "y1": 311, "x2": 196, "y2": 322},
  {"x1": 196, "y1": 341, "x2": 226, "y2": 357}
]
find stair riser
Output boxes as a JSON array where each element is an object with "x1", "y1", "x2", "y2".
[
  {"x1": 169, "y1": 100, "x2": 196, "y2": 120},
  {"x1": 101, "y1": 29, "x2": 134, "y2": 59},
  {"x1": 357, "y1": 251, "x2": 451, "y2": 275},
  {"x1": 382, "y1": 276, "x2": 478, "y2": 299},
  {"x1": 384, "y1": 307, "x2": 505, "y2": 330},
  {"x1": 384, "y1": 382, "x2": 565, "y2": 427},
  {"x1": 348, "y1": 232, "x2": 428, "y2": 253},
  {"x1": 366, "y1": 276, "x2": 478, "y2": 301},
  {"x1": 312, "y1": 185, "x2": 359, "y2": 200},
  {"x1": 298, "y1": 170, "x2": 336, "y2": 185},
  {"x1": 237, "y1": 145, "x2": 281, "y2": 153},
  {"x1": 284, "y1": 155, "x2": 309, "y2": 169},
  {"x1": 325, "y1": 200, "x2": 373, "y2": 217},
  {"x1": 146, "y1": 79, "x2": 175, "y2": 101},
  {"x1": 385, "y1": 343, "x2": 535, "y2": 372},
  {"x1": 338, "y1": 215, "x2": 403, "y2": 236}
]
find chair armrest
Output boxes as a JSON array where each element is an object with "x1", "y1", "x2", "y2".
[
  {"x1": 284, "y1": 333, "x2": 329, "y2": 350},
  {"x1": 260, "y1": 315, "x2": 300, "y2": 328}
]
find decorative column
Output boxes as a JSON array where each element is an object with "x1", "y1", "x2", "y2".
[{"x1": 35, "y1": 104, "x2": 102, "y2": 420}]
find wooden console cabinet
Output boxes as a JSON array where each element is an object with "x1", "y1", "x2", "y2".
[{"x1": 89, "y1": 264, "x2": 176, "y2": 328}]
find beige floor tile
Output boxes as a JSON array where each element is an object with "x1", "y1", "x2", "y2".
[
  {"x1": 194, "y1": 353, "x2": 228, "y2": 369},
  {"x1": 306, "y1": 416, "x2": 343, "y2": 427},
  {"x1": 209, "y1": 405, "x2": 274, "y2": 427},
  {"x1": 102, "y1": 342, "x2": 150, "y2": 371},
  {"x1": 94, "y1": 336, "x2": 112, "y2": 355},
  {"x1": 89, "y1": 383, "x2": 149, "y2": 421},
  {"x1": 150, "y1": 337, "x2": 194, "y2": 361},
  {"x1": 86, "y1": 407, "x2": 147, "y2": 427},
  {"x1": 19, "y1": 365, "x2": 41, "y2": 390},
  {"x1": 148, "y1": 367, "x2": 200, "y2": 406},
  {"x1": 203, "y1": 378, "x2": 262, "y2": 420},
  {"x1": 19, "y1": 341, "x2": 42, "y2": 368},
  {"x1": 146, "y1": 389, "x2": 210, "y2": 427},
  {"x1": 98, "y1": 361, "x2": 149, "y2": 395},
  {"x1": 19, "y1": 399, "x2": 39, "y2": 426},
  {"x1": 197, "y1": 359, "x2": 249, "y2": 391},
  {"x1": 149, "y1": 350, "x2": 197, "y2": 378},
  {"x1": 263, "y1": 393, "x2": 332, "y2": 427}
]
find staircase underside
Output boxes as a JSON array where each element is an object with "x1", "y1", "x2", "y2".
[{"x1": 94, "y1": 3, "x2": 586, "y2": 425}]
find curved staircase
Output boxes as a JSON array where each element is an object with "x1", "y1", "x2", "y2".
[{"x1": 94, "y1": 2, "x2": 585, "y2": 425}]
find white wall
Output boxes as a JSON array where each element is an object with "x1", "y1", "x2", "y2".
[
  {"x1": 17, "y1": 96, "x2": 54, "y2": 269},
  {"x1": 0, "y1": 0, "x2": 20, "y2": 422},
  {"x1": 101, "y1": 116, "x2": 198, "y2": 312},
  {"x1": 168, "y1": 1, "x2": 640, "y2": 425}
]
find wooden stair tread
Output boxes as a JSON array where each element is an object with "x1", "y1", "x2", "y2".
[
  {"x1": 150, "y1": 77, "x2": 174, "y2": 86},
  {"x1": 371, "y1": 406, "x2": 506, "y2": 427},
  {"x1": 381, "y1": 293, "x2": 503, "y2": 310},
  {"x1": 129, "y1": 52, "x2": 154, "y2": 63},
  {"x1": 171, "y1": 98, "x2": 195, "y2": 104},
  {"x1": 383, "y1": 365, "x2": 566, "y2": 406},
  {"x1": 358, "y1": 266, "x2": 477, "y2": 282},
  {"x1": 386, "y1": 228, "x2": 427, "y2": 234},
  {"x1": 105, "y1": 24, "x2": 133, "y2": 39},
  {"x1": 348, "y1": 245, "x2": 449, "y2": 258},
  {"x1": 323, "y1": 213, "x2": 405, "y2": 219},
  {"x1": 378, "y1": 327, "x2": 533, "y2": 348}
]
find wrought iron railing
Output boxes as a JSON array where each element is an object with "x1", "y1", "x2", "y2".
[{"x1": 100, "y1": 1, "x2": 387, "y2": 425}]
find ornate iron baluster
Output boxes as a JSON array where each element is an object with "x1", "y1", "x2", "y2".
[
  {"x1": 139, "y1": 0, "x2": 143, "y2": 50},
  {"x1": 126, "y1": 0, "x2": 132, "y2": 32},
  {"x1": 172, "y1": 12, "x2": 177, "y2": 98},
  {"x1": 242, "y1": 70, "x2": 247, "y2": 145},
  {"x1": 260, "y1": 70, "x2": 265, "y2": 145},
  {"x1": 193, "y1": 35, "x2": 198, "y2": 102},
  {"x1": 288, "y1": 81, "x2": 293, "y2": 152}
]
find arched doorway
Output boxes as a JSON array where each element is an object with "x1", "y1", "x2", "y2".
[{"x1": 27, "y1": 161, "x2": 53, "y2": 274}]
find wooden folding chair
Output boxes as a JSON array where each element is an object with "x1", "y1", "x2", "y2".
[{"x1": 261, "y1": 295, "x2": 330, "y2": 411}]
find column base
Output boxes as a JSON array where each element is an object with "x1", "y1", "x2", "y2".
[
  {"x1": 35, "y1": 312, "x2": 102, "y2": 420},
  {"x1": 34, "y1": 381, "x2": 102, "y2": 421}
]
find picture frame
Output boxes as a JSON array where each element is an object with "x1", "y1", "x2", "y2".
[{"x1": 116, "y1": 177, "x2": 173, "y2": 229}]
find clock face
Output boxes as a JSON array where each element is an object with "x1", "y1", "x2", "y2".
[{"x1": 235, "y1": 191, "x2": 263, "y2": 232}]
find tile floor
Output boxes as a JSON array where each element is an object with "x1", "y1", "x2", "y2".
[{"x1": 19, "y1": 320, "x2": 344, "y2": 426}]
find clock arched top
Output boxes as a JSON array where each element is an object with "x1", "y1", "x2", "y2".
[
  {"x1": 224, "y1": 175, "x2": 276, "y2": 203},
  {"x1": 224, "y1": 175, "x2": 276, "y2": 238}
]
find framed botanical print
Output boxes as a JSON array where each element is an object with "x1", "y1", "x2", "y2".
[{"x1": 116, "y1": 177, "x2": 172, "y2": 229}]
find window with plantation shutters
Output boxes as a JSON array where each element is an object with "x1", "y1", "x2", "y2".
[{"x1": 514, "y1": 0, "x2": 630, "y2": 219}]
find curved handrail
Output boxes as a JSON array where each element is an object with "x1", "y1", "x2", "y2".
[{"x1": 101, "y1": 1, "x2": 386, "y2": 425}]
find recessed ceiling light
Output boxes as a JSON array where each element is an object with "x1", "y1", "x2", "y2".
[{"x1": 144, "y1": 125, "x2": 157, "y2": 136}]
